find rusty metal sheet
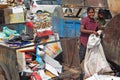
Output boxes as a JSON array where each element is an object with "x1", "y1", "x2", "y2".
[
  {"x1": 103, "y1": 13, "x2": 120, "y2": 66},
  {"x1": 61, "y1": 38, "x2": 80, "y2": 68},
  {"x1": 0, "y1": 45, "x2": 20, "y2": 80}
]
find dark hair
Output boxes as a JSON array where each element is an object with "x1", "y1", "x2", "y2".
[
  {"x1": 87, "y1": 7, "x2": 95, "y2": 13},
  {"x1": 98, "y1": 8, "x2": 104, "y2": 14}
]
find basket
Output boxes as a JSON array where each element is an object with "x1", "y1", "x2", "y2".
[{"x1": 0, "y1": 4, "x2": 8, "y2": 9}]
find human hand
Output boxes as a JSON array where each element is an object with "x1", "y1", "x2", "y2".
[{"x1": 91, "y1": 31, "x2": 98, "y2": 36}]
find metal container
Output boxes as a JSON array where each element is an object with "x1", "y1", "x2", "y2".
[{"x1": 52, "y1": 6, "x2": 81, "y2": 37}]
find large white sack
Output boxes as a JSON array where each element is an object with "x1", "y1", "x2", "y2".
[{"x1": 84, "y1": 33, "x2": 112, "y2": 78}]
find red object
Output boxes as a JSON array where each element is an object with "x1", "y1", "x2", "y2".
[
  {"x1": 26, "y1": 22, "x2": 34, "y2": 29},
  {"x1": 30, "y1": 72, "x2": 42, "y2": 80},
  {"x1": 25, "y1": 54, "x2": 32, "y2": 59},
  {"x1": 37, "y1": 30, "x2": 54, "y2": 37},
  {"x1": 25, "y1": 53, "x2": 33, "y2": 63}
]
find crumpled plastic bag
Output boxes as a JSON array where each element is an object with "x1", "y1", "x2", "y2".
[{"x1": 3, "y1": 26, "x2": 20, "y2": 37}]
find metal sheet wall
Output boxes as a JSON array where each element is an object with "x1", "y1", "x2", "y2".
[{"x1": 61, "y1": 38, "x2": 80, "y2": 68}]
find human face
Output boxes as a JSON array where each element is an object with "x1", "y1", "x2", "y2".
[
  {"x1": 98, "y1": 13, "x2": 104, "y2": 18},
  {"x1": 87, "y1": 9, "x2": 95, "y2": 19}
]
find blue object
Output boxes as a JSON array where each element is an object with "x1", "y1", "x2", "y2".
[
  {"x1": 57, "y1": 0, "x2": 61, "y2": 5},
  {"x1": 36, "y1": 45, "x2": 44, "y2": 65},
  {"x1": 52, "y1": 6, "x2": 81, "y2": 37},
  {"x1": 13, "y1": 24, "x2": 25, "y2": 34}
]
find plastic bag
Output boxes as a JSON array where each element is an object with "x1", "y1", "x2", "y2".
[{"x1": 3, "y1": 27, "x2": 20, "y2": 36}]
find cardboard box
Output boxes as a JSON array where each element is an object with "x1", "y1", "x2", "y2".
[{"x1": 9, "y1": 12, "x2": 25, "y2": 23}]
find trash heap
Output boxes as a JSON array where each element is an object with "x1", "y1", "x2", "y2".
[{"x1": 16, "y1": 32, "x2": 63, "y2": 80}]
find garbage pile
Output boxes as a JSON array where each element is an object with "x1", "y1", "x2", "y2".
[
  {"x1": 0, "y1": 24, "x2": 63, "y2": 80},
  {"x1": 14, "y1": 29, "x2": 62, "y2": 80}
]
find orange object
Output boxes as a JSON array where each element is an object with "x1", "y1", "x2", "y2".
[{"x1": 37, "y1": 30, "x2": 54, "y2": 37}]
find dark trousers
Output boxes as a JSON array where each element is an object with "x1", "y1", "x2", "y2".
[{"x1": 79, "y1": 44, "x2": 86, "y2": 63}]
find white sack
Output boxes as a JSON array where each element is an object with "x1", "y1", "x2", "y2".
[{"x1": 84, "y1": 33, "x2": 112, "y2": 78}]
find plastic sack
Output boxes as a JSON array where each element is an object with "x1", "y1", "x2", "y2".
[
  {"x1": 84, "y1": 34, "x2": 112, "y2": 78},
  {"x1": 87, "y1": 34, "x2": 101, "y2": 48}
]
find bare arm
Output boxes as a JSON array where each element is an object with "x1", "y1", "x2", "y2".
[{"x1": 80, "y1": 25, "x2": 98, "y2": 35}]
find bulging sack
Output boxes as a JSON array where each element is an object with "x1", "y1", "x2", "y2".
[
  {"x1": 87, "y1": 34, "x2": 101, "y2": 48},
  {"x1": 84, "y1": 33, "x2": 112, "y2": 78}
]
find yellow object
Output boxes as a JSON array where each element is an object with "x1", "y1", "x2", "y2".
[
  {"x1": 45, "y1": 70, "x2": 56, "y2": 78},
  {"x1": 9, "y1": 13, "x2": 25, "y2": 23}
]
